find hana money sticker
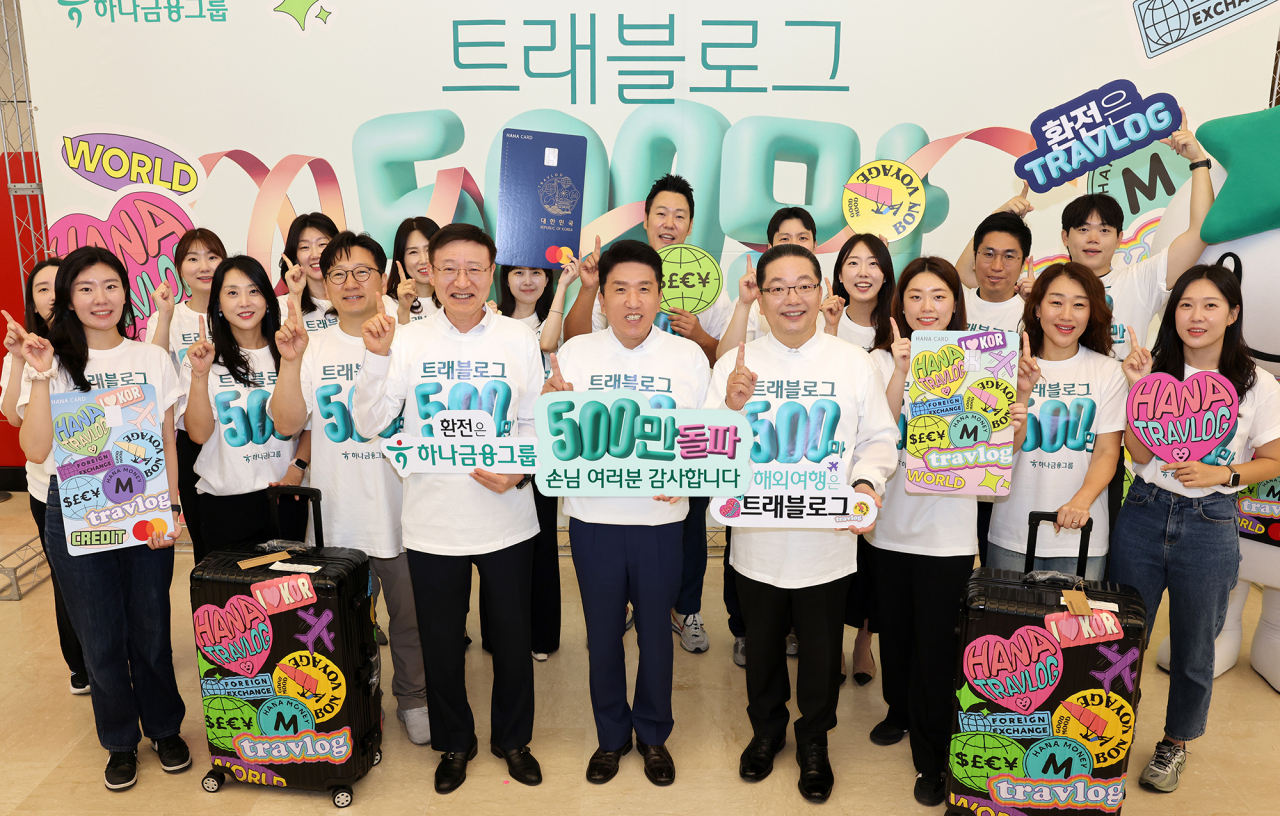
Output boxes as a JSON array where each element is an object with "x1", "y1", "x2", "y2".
[
  {"x1": 272, "y1": 650, "x2": 346, "y2": 723},
  {"x1": 841, "y1": 159, "x2": 927, "y2": 239},
  {"x1": 1051, "y1": 688, "x2": 1135, "y2": 768},
  {"x1": 1126, "y1": 371, "x2": 1238, "y2": 464},
  {"x1": 962, "y1": 625, "x2": 1063, "y2": 713}
]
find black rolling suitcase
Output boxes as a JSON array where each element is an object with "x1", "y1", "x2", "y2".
[
  {"x1": 946, "y1": 512, "x2": 1147, "y2": 815},
  {"x1": 190, "y1": 487, "x2": 383, "y2": 808}
]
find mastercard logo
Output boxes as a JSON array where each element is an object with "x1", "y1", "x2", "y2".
[
  {"x1": 544, "y1": 245, "x2": 573, "y2": 265},
  {"x1": 132, "y1": 517, "x2": 168, "y2": 540}
]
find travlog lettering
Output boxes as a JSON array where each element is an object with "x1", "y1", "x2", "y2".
[
  {"x1": 989, "y1": 774, "x2": 1125, "y2": 812},
  {"x1": 83, "y1": 490, "x2": 171, "y2": 526},
  {"x1": 234, "y1": 728, "x2": 353, "y2": 764},
  {"x1": 1129, "y1": 406, "x2": 1234, "y2": 450},
  {"x1": 1021, "y1": 102, "x2": 1175, "y2": 188},
  {"x1": 923, "y1": 441, "x2": 1014, "y2": 469}
]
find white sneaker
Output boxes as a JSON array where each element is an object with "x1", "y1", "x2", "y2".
[
  {"x1": 1139, "y1": 740, "x2": 1187, "y2": 792},
  {"x1": 397, "y1": 705, "x2": 431, "y2": 745},
  {"x1": 732, "y1": 636, "x2": 747, "y2": 667},
  {"x1": 532, "y1": 651, "x2": 549, "y2": 662},
  {"x1": 672, "y1": 611, "x2": 709, "y2": 653}
]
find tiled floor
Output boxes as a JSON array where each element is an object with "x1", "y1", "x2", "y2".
[{"x1": 0, "y1": 494, "x2": 1277, "y2": 815}]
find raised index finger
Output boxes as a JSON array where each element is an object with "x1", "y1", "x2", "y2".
[
  {"x1": 1020, "y1": 180, "x2": 1030, "y2": 198},
  {"x1": 1022, "y1": 331, "x2": 1031, "y2": 357},
  {"x1": 549, "y1": 352, "x2": 563, "y2": 380},
  {"x1": 736, "y1": 341, "x2": 745, "y2": 369},
  {"x1": 890, "y1": 317, "x2": 901, "y2": 341},
  {"x1": 198, "y1": 315, "x2": 206, "y2": 341}
]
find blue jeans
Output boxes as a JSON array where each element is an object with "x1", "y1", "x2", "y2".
[
  {"x1": 986, "y1": 542, "x2": 1107, "y2": 581},
  {"x1": 1109, "y1": 477, "x2": 1239, "y2": 741},
  {"x1": 44, "y1": 478, "x2": 186, "y2": 752}
]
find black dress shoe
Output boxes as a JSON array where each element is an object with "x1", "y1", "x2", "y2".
[
  {"x1": 434, "y1": 741, "x2": 478, "y2": 794},
  {"x1": 586, "y1": 740, "x2": 633, "y2": 784},
  {"x1": 796, "y1": 742, "x2": 834, "y2": 802},
  {"x1": 491, "y1": 745, "x2": 542, "y2": 786},
  {"x1": 870, "y1": 718, "x2": 908, "y2": 745},
  {"x1": 738, "y1": 734, "x2": 786, "y2": 781},
  {"x1": 635, "y1": 740, "x2": 675, "y2": 786},
  {"x1": 914, "y1": 773, "x2": 946, "y2": 806}
]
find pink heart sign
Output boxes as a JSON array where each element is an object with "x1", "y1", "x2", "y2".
[
  {"x1": 962, "y1": 625, "x2": 1063, "y2": 713},
  {"x1": 192, "y1": 595, "x2": 273, "y2": 678},
  {"x1": 1126, "y1": 371, "x2": 1239, "y2": 465}
]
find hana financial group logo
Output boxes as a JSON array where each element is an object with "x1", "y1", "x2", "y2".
[{"x1": 1132, "y1": 0, "x2": 1279, "y2": 58}]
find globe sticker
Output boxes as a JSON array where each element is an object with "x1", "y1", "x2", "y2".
[
  {"x1": 841, "y1": 159, "x2": 927, "y2": 240},
  {"x1": 658, "y1": 244, "x2": 723, "y2": 315}
]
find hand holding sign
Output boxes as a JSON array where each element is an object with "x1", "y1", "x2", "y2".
[
  {"x1": 725, "y1": 342, "x2": 757, "y2": 411},
  {"x1": 820, "y1": 277, "x2": 845, "y2": 334},
  {"x1": 187, "y1": 316, "x2": 214, "y2": 377},
  {"x1": 275, "y1": 299, "x2": 308, "y2": 363},
  {"x1": 1159, "y1": 460, "x2": 1233, "y2": 488},
  {"x1": 361, "y1": 294, "x2": 396, "y2": 357},
  {"x1": 1127, "y1": 370, "x2": 1239, "y2": 465},
  {"x1": 667, "y1": 308, "x2": 701, "y2": 338},
  {"x1": 890, "y1": 318, "x2": 911, "y2": 375},
  {"x1": 1016, "y1": 332, "x2": 1042, "y2": 398},
  {"x1": 541, "y1": 353, "x2": 574, "y2": 394},
  {"x1": 847, "y1": 482, "x2": 881, "y2": 535},
  {"x1": 1121, "y1": 328, "x2": 1152, "y2": 386}
]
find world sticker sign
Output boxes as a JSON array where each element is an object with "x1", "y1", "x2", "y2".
[
  {"x1": 1015, "y1": 79, "x2": 1180, "y2": 194},
  {"x1": 534, "y1": 390, "x2": 752, "y2": 496},
  {"x1": 1125, "y1": 371, "x2": 1238, "y2": 464},
  {"x1": 50, "y1": 383, "x2": 172, "y2": 556},
  {"x1": 658, "y1": 244, "x2": 723, "y2": 317},
  {"x1": 904, "y1": 330, "x2": 1017, "y2": 496}
]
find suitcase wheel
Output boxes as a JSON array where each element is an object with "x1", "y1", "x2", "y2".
[
  {"x1": 373, "y1": 750, "x2": 382, "y2": 766},
  {"x1": 201, "y1": 770, "x2": 224, "y2": 793},
  {"x1": 332, "y1": 786, "x2": 354, "y2": 808}
]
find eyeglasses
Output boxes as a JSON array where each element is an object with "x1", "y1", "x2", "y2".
[
  {"x1": 433, "y1": 264, "x2": 491, "y2": 281},
  {"x1": 325, "y1": 267, "x2": 377, "y2": 285},
  {"x1": 979, "y1": 249, "x2": 1024, "y2": 263},
  {"x1": 761, "y1": 283, "x2": 821, "y2": 298}
]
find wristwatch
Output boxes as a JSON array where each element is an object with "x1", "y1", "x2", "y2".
[
  {"x1": 171, "y1": 503, "x2": 182, "y2": 516},
  {"x1": 291, "y1": 458, "x2": 309, "y2": 472},
  {"x1": 1189, "y1": 158, "x2": 1212, "y2": 172},
  {"x1": 852, "y1": 479, "x2": 875, "y2": 492},
  {"x1": 516, "y1": 474, "x2": 534, "y2": 490},
  {"x1": 1225, "y1": 464, "x2": 1240, "y2": 488}
]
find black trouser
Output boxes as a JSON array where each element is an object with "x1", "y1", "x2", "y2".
[
  {"x1": 31, "y1": 494, "x2": 87, "y2": 683},
  {"x1": 976, "y1": 501, "x2": 992, "y2": 567},
  {"x1": 482, "y1": 486, "x2": 561, "y2": 655},
  {"x1": 407, "y1": 539, "x2": 536, "y2": 753},
  {"x1": 723, "y1": 527, "x2": 745, "y2": 637},
  {"x1": 175, "y1": 430, "x2": 207, "y2": 563},
  {"x1": 736, "y1": 570, "x2": 851, "y2": 746},
  {"x1": 844, "y1": 536, "x2": 876, "y2": 628},
  {"x1": 197, "y1": 489, "x2": 310, "y2": 563},
  {"x1": 873, "y1": 548, "x2": 973, "y2": 777},
  {"x1": 675, "y1": 496, "x2": 709, "y2": 615}
]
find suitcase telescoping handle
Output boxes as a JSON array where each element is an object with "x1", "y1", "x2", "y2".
[
  {"x1": 266, "y1": 485, "x2": 324, "y2": 548},
  {"x1": 1026, "y1": 511, "x2": 1093, "y2": 578}
]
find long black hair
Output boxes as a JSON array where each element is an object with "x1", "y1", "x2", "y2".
[
  {"x1": 46, "y1": 247, "x2": 136, "y2": 391},
  {"x1": 278, "y1": 212, "x2": 338, "y2": 316},
  {"x1": 24, "y1": 257, "x2": 61, "y2": 337},
  {"x1": 832, "y1": 233, "x2": 895, "y2": 350},
  {"x1": 497, "y1": 265, "x2": 556, "y2": 323},
  {"x1": 387, "y1": 216, "x2": 440, "y2": 314},
  {"x1": 209, "y1": 255, "x2": 282, "y2": 388},
  {"x1": 1151, "y1": 263, "x2": 1255, "y2": 400}
]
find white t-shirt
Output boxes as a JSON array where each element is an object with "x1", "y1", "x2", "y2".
[
  {"x1": 593, "y1": 287, "x2": 733, "y2": 341},
  {"x1": 16, "y1": 340, "x2": 183, "y2": 480},
  {"x1": 866, "y1": 349, "x2": 979, "y2": 557},
  {"x1": 181, "y1": 345, "x2": 296, "y2": 496},
  {"x1": 406, "y1": 296, "x2": 439, "y2": 323},
  {"x1": 350, "y1": 308, "x2": 542, "y2": 556},
  {"x1": 1134, "y1": 364, "x2": 1280, "y2": 498},
  {"x1": 517, "y1": 313, "x2": 554, "y2": 380},
  {"x1": 145, "y1": 301, "x2": 205, "y2": 430},
  {"x1": 989, "y1": 347, "x2": 1127, "y2": 557},
  {"x1": 1098, "y1": 249, "x2": 1170, "y2": 360},
  {"x1": 963, "y1": 287, "x2": 1024, "y2": 334},
  {"x1": 290, "y1": 326, "x2": 404, "y2": 559},
  {"x1": 1, "y1": 354, "x2": 51, "y2": 500},
  {"x1": 278, "y1": 294, "x2": 398, "y2": 334},
  {"x1": 836, "y1": 310, "x2": 877, "y2": 351},
  {"x1": 708, "y1": 330, "x2": 899, "y2": 588},
  {"x1": 556, "y1": 326, "x2": 711, "y2": 527}
]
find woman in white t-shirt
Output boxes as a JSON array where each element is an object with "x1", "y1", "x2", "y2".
[
  {"x1": 989, "y1": 262, "x2": 1125, "y2": 579},
  {"x1": 142, "y1": 227, "x2": 226, "y2": 558},
  {"x1": 388, "y1": 216, "x2": 442, "y2": 325},
  {"x1": 1112, "y1": 265, "x2": 1280, "y2": 794},
  {"x1": 182, "y1": 255, "x2": 309, "y2": 560},
  {"x1": 14, "y1": 246, "x2": 189, "y2": 789},
  {"x1": 487, "y1": 262, "x2": 578, "y2": 659},
  {"x1": 2, "y1": 257, "x2": 90, "y2": 694},
  {"x1": 823, "y1": 233, "x2": 894, "y2": 353},
  {"x1": 865, "y1": 257, "x2": 1023, "y2": 807},
  {"x1": 279, "y1": 212, "x2": 341, "y2": 334}
]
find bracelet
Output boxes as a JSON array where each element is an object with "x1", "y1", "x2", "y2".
[
  {"x1": 22, "y1": 361, "x2": 58, "y2": 383},
  {"x1": 548, "y1": 309, "x2": 563, "y2": 315},
  {"x1": 1189, "y1": 159, "x2": 1212, "y2": 171}
]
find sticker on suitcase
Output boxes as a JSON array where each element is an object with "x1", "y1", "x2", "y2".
[
  {"x1": 946, "y1": 791, "x2": 1032, "y2": 816},
  {"x1": 1051, "y1": 689, "x2": 1135, "y2": 768},
  {"x1": 211, "y1": 754, "x2": 287, "y2": 787},
  {"x1": 962, "y1": 626, "x2": 1063, "y2": 713},
  {"x1": 272, "y1": 651, "x2": 346, "y2": 722},
  {"x1": 987, "y1": 774, "x2": 1126, "y2": 812},
  {"x1": 200, "y1": 673, "x2": 275, "y2": 701},
  {"x1": 957, "y1": 710, "x2": 1053, "y2": 739},
  {"x1": 1022, "y1": 736, "x2": 1094, "y2": 780},
  {"x1": 204, "y1": 695, "x2": 261, "y2": 751},
  {"x1": 193, "y1": 595, "x2": 274, "y2": 678},
  {"x1": 250, "y1": 573, "x2": 317, "y2": 615},
  {"x1": 234, "y1": 727, "x2": 354, "y2": 764},
  {"x1": 1044, "y1": 609, "x2": 1123, "y2": 647},
  {"x1": 950, "y1": 731, "x2": 1026, "y2": 792}
]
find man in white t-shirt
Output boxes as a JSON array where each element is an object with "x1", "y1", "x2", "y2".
[
  {"x1": 350, "y1": 223, "x2": 544, "y2": 794},
  {"x1": 544, "y1": 239, "x2": 710, "y2": 787},
  {"x1": 269, "y1": 231, "x2": 430, "y2": 748},
  {"x1": 711, "y1": 244, "x2": 898, "y2": 802},
  {"x1": 563, "y1": 173, "x2": 723, "y2": 655}
]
